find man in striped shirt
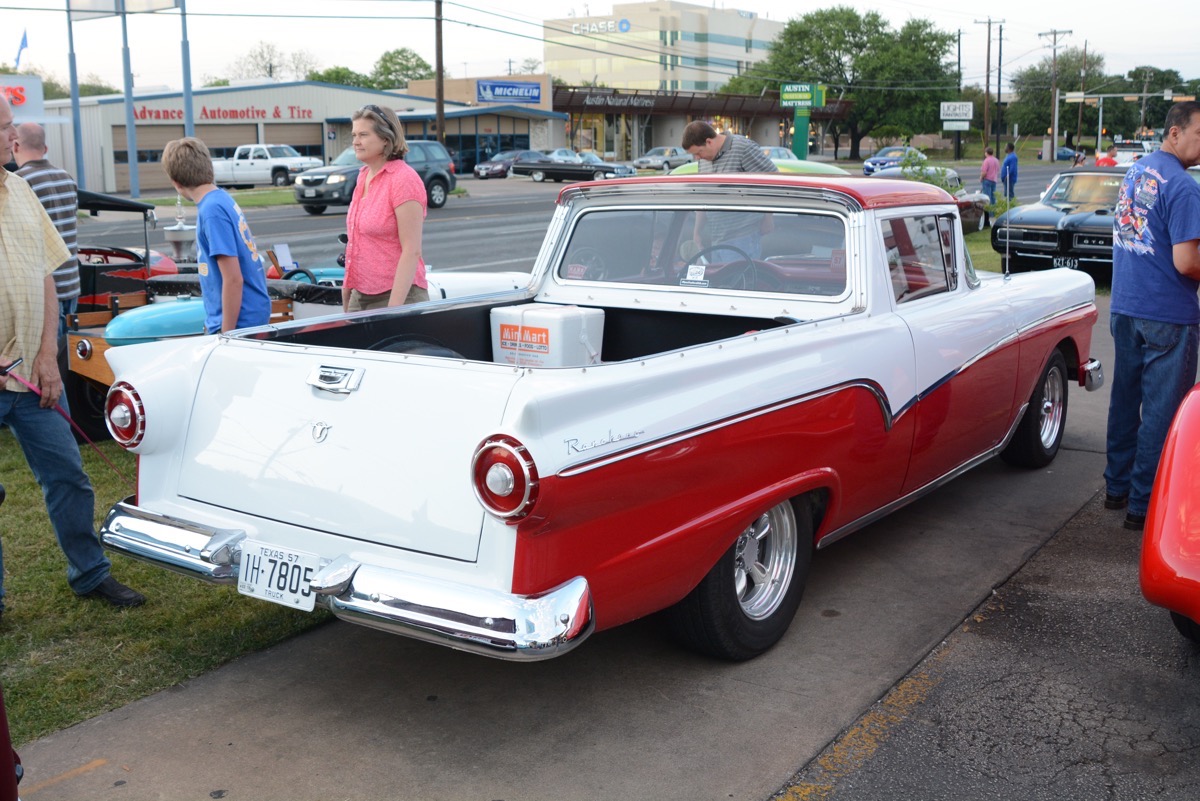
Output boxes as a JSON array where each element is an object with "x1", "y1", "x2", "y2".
[
  {"x1": 13, "y1": 123, "x2": 81, "y2": 337},
  {"x1": 681, "y1": 121, "x2": 778, "y2": 264}
]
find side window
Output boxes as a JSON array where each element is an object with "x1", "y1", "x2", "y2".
[
  {"x1": 879, "y1": 215, "x2": 952, "y2": 303},
  {"x1": 250, "y1": 147, "x2": 268, "y2": 160},
  {"x1": 406, "y1": 143, "x2": 427, "y2": 166}
]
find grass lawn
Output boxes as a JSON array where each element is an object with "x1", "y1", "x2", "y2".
[{"x1": 0, "y1": 430, "x2": 327, "y2": 746}]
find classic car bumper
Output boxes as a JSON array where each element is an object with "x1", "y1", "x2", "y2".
[{"x1": 100, "y1": 499, "x2": 595, "y2": 661}]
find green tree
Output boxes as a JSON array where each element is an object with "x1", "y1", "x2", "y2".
[
  {"x1": 520, "y1": 58, "x2": 542, "y2": 75},
  {"x1": 371, "y1": 48, "x2": 434, "y2": 89},
  {"x1": 1007, "y1": 48, "x2": 1108, "y2": 145},
  {"x1": 307, "y1": 66, "x2": 374, "y2": 89},
  {"x1": 1, "y1": 65, "x2": 116, "y2": 98},
  {"x1": 719, "y1": 7, "x2": 955, "y2": 159}
]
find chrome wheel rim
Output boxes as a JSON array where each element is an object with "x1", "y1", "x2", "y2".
[
  {"x1": 733, "y1": 502, "x2": 798, "y2": 620},
  {"x1": 1039, "y1": 364, "x2": 1065, "y2": 449}
]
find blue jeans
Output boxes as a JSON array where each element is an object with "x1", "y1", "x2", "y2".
[
  {"x1": 1002, "y1": 178, "x2": 1016, "y2": 200},
  {"x1": 981, "y1": 179, "x2": 997, "y2": 204},
  {"x1": 59, "y1": 297, "x2": 78, "y2": 340},
  {"x1": 0, "y1": 389, "x2": 111, "y2": 610},
  {"x1": 1104, "y1": 313, "x2": 1200, "y2": 515}
]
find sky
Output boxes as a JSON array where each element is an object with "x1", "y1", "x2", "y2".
[{"x1": 2, "y1": 0, "x2": 1197, "y2": 96}]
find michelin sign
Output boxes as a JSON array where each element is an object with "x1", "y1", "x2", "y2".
[{"x1": 477, "y1": 81, "x2": 542, "y2": 104}]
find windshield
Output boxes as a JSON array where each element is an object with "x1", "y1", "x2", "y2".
[
  {"x1": 644, "y1": 148, "x2": 668, "y2": 157},
  {"x1": 489, "y1": 150, "x2": 520, "y2": 162},
  {"x1": 1042, "y1": 173, "x2": 1123, "y2": 206},
  {"x1": 266, "y1": 145, "x2": 302, "y2": 158},
  {"x1": 331, "y1": 147, "x2": 361, "y2": 166},
  {"x1": 557, "y1": 207, "x2": 848, "y2": 298},
  {"x1": 874, "y1": 148, "x2": 908, "y2": 159}
]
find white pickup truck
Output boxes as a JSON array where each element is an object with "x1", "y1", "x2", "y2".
[
  {"x1": 97, "y1": 174, "x2": 1103, "y2": 662},
  {"x1": 211, "y1": 144, "x2": 322, "y2": 188}
]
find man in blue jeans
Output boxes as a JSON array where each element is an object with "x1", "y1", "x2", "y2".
[
  {"x1": 1105, "y1": 101, "x2": 1200, "y2": 530},
  {"x1": 0, "y1": 93, "x2": 144, "y2": 621}
]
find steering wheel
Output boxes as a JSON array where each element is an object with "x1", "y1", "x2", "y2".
[
  {"x1": 565, "y1": 246, "x2": 608, "y2": 281},
  {"x1": 687, "y1": 244, "x2": 757, "y2": 290}
]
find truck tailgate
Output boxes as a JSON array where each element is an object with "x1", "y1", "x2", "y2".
[{"x1": 176, "y1": 344, "x2": 520, "y2": 562}]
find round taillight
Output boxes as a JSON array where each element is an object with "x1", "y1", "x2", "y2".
[
  {"x1": 471, "y1": 436, "x2": 539, "y2": 520},
  {"x1": 105, "y1": 381, "x2": 145, "y2": 447}
]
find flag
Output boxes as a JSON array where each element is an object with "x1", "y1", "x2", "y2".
[{"x1": 14, "y1": 29, "x2": 27, "y2": 71}]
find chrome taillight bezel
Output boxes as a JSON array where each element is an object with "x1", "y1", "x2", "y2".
[
  {"x1": 105, "y1": 381, "x2": 145, "y2": 447},
  {"x1": 471, "y1": 435, "x2": 539, "y2": 521}
]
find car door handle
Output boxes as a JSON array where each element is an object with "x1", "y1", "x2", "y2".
[{"x1": 307, "y1": 365, "x2": 364, "y2": 394}]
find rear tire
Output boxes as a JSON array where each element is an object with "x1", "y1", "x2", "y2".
[
  {"x1": 303, "y1": 205, "x2": 326, "y2": 215},
  {"x1": 427, "y1": 179, "x2": 448, "y2": 209},
  {"x1": 1001, "y1": 349, "x2": 1068, "y2": 468},
  {"x1": 665, "y1": 495, "x2": 814, "y2": 660}
]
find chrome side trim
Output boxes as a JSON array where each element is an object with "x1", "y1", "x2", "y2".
[
  {"x1": 816, "y1": 402, "x2": 1029, "y2": 550},
  {"x1": 558, "y1": 379, "x2": 902, "y2": 478},
  {"x1": 100, "y1": 499, "x2": 594, "y2": 661}
]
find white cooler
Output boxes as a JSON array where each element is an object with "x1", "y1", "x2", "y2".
[{"x1": 491, "y1": 303, "x2": 605, "y2": 367}]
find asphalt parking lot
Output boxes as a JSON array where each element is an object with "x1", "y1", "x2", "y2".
[{"x1": 15, "y1": 198, "x2": 1200, "y2": 800}]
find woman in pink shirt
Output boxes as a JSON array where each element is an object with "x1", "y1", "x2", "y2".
[{"x1": 342, "y1": 104, "x2": 429, "y2": 311}]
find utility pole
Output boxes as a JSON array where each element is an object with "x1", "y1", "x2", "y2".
[
  {"x1": 1038, "y1": 28, "x2": 1072, "y2": 160},
  {"x1": 1077, "y1": 41, "x2": 1087, "y2": 147},
  {"x1": 974, "y1": 18, "x2": 997, "y2": 145},
  {"x1": 996, "y1": 24, "x2": 1003, "y2": 156},
  {"x1": 955, "y1": 29, "x2": 963, "y2": 160},
  {"x1": 435, "y1": 0, "x2": 445, "y2": 145},
  {"x1": 1139, "y1": 69, "x2": 1152, "y2": 133}
]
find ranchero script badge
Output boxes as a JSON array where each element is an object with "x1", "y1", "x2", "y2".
[{"x1": 311, "y1": 422, "x2": 333, "y2": 443}]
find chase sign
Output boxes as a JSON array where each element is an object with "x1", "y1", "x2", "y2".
[{"x1": 477, "y1": 81, "x2": 542, "y2": 105}]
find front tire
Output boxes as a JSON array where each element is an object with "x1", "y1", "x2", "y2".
[
  {"x1": 592, "y1": 170, "x2": 607, "y2": 181},
  {"x1": 303, "y1": 205, "x2": 326, "y2": 215},
  {"x1": 530, "y1": 170, "x2": 546, "y2": 183},
  {"x1": 665, "y1": 496, "x2": 814, "y2": 660},
  {"x1": 1001, "y1": 349, "x2": 1068, "y2": 468},
  {"x1": 1170, "y1": 612, "x2": 1200, "y2": 642},
  {"x1": 272, "y1": 171, "x2": 289, "y2": 187}
]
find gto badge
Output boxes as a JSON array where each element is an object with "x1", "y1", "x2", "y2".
[{"x1": 311, "y1": 422, "x2": 333, "y2": 443}]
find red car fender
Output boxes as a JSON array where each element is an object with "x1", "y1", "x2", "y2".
[{"x1": 1141, "y1": 384, "x2": 1200, "y2": 624}]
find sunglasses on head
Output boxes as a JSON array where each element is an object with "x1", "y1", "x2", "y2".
[{"x1": 361, "y1": 104, "x2": 386, "y2": 117}]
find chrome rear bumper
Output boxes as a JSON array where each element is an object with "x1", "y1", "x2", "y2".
[{"x1": 100, "y1": 499, "x2": 594, "y2": 661}]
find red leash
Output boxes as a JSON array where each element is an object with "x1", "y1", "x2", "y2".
[{"x1": 1, "y1": 361, "x2": 135, "y2": 490}]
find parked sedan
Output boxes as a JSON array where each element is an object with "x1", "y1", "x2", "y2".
[
  {"x1": 580, "y1": 152, "x2": 637, "y2": 178},
  {"x1": 991, "y1": 167, "x2": 1126, "y2": 278},
  {"x1": 473, "y1": 149, "x2": 542, "y2": 179},
  {"x1": 1037, "y1": 145, "x2": 1084, "y2": 162},
  {"x1": 862, "y1": 146, "x2": 925, "y2": 175},
  {"x1": 762, "y1": 146, "x2": 800, "y2": 161},
  {"x1": 633, "y1": 146, "x2": 694, "y2": 171},
  {"x1": 542, "y1": 148, "x2": 583, "y2": 163},
  {"x1": 1142, "y1": 384, "x2": 1200, "y2": 643}
]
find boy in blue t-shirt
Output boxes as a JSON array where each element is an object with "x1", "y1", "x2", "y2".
[{"x1": 162, "y1": 137, "x2": 271, "y2": 334}]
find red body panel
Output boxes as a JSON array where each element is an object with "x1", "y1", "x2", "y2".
[
  {"x1": 511, "y1": 386, "x2": 915, "y2": 630},
  {"x1": 1142, "y1": 385, "x2": 1200, "y2": 624}
]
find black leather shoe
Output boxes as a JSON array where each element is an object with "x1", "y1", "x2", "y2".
[
  {"x1": 81, "y1": 576, "x2": 146, "y2": 608},
  {"x1": 1124, "y1": 512, "x2": 1147, "y2": 531},
  {"x1": 1104, "y1": 492, "x2": 1129, "y2": 510}
]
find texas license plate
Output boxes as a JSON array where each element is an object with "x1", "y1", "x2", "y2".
[
  {"x1": 1053, "y1": 257, "x2": 1079, "y2": 269},
  {"x1": 304, "y1": 189, "x2": 317, "y2": 197},
  {"x1": 238, "y1": 539, "x2": 319, "y2": 611}
]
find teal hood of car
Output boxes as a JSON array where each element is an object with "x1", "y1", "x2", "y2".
[{"x1": 105, "y1": 299, "x2": 207, "y2": 346}]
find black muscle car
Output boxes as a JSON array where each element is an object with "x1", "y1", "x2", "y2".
[{"x1": 991, "y1": 166, "x2": 1126, "y2": 279}]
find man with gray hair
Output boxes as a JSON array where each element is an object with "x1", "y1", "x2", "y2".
[{"x1": 13, "y1": 122, "x2": 81, "y2": 337}]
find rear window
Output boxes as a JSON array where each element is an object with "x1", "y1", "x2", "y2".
[
  {"x1": 557, "y1": 207, "x2": 848, "y2": 298},
  {"x1": 1043, "y1": 173, "x2": 1123, "y2": 205}
]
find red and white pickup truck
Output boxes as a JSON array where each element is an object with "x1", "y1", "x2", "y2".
[{"x1": 97, "y1": 174, "x2": 1103, "y2": 662}]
